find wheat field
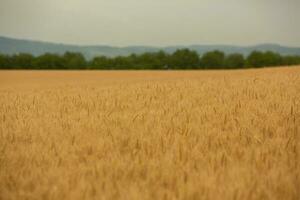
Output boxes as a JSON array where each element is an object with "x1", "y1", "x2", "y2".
[{"x1": 0, "y1": 67, "x2": 299, "y2": 200}]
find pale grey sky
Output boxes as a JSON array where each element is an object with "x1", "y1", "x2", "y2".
[{"x1": 0, "y1": 0, "x2": 299, "y2": 46}]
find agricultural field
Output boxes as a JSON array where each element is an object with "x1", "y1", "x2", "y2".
[{"x1": 0, "y1": 67, "x2": 299, "y2": 200}]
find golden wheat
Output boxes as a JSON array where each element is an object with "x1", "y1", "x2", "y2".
[{"x1": 0, "y1": 67, "x2": 299, "y2": 200}]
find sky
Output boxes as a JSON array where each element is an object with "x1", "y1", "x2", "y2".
[{"x1": 0, "y1": 0, "x2": 299, "y2": 47}]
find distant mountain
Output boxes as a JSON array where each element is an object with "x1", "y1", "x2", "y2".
[{"x1": 1, "y1": 36, "x2": 300, "y2": 59}]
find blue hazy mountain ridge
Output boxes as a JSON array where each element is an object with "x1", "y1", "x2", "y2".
[{"x1": 1, "y1": 36, "x2": 300, "y2": 59}]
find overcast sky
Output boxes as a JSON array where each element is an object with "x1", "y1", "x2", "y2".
[{"x1": 0, "y1": 0, "x2": 299, "y2": 46}]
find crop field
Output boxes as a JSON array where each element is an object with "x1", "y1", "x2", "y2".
[{"x1": 0, "y1": 67, "x2": 300, "y2": 200}]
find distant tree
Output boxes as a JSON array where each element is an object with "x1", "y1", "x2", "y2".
[
  {"x1": 124, "y1": 54, "x2": 138, "y2": 69},
  {"x1": 124, "y1": 51, "x2": 169, "y2": 70},
  {"x1": 91, "y1": 56, "x2": 112, "y2": 69},
  {"x1": 11, "y1": 53, "x2": 35, "y2": 69},
  {"x1": 170, "y1": 49, "x2": 200, "y2": 69},
  {"x1": 0, "y1": 50, "x2": 299, "y2": 70},
  {"x1": 201, "y1": 50, "x2": 225, "y2": 69},
  {"x1": 134, "y1": 53, "x2": 153, "y2": 69},
  {"x1": 113, "y1": 56, "x2": 132, "y2": 69},
  {"x1": 263, "y1": 51, "x2": 282, "y2": 67},
  {"x1": 247, "y1": 51, "x2": 282, "y2": 68},
  {"x1": 225, "y1": 53, "x2": 245, "y2": 69},
  {"x1": 0, "y1": 54, "x2": 11, "y2": 69},
  {"x1": 135, "y1": 52, "x2": 163, "y2": 69},
  {"x1": 63, "y1": 52, "x2": 86, "y2": 69},
  {"x1": 246, "y1": 51, "x2": 265, "y2": 68},
  {"x1": 282, "y1": 55, "x2": 300, "y2": 66},
  {"x1": 34, "y1": 53, "x2": 64, "y2": 69},
  {"x1": 155, "y1": 51, "x2": 170, "y2": 69}
]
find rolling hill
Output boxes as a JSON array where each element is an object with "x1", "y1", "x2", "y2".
[{"x1": 1, "y1": 36, "x2": 300, "y2": 59}]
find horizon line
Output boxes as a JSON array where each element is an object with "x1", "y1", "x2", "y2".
[{"x1": 1, "y1": 35, "x2": 300, "y2": 49}]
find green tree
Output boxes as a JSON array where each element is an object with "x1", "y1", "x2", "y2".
[
  {"x1": 155, "y1": 51, "x2": 170, "y2": 69},
  {"x1": 34, "y1": 53, "x2": 64, "y2": 69},
  {"x1": 136, "y1": 53, "x2": 158, "y2": 69},
  {"x1": 126, "y1": 51, "x2": 169, "y2": 70},
  {"x1": 0, "y1": 54, "x2": 12, "y2": 69},
  {"x1": 0, "y1": 50, "x2": 298, "y2": 70},
  {"x1": 201, "y1": 50, "x2": 225, "y2": 69},
  {"x1": 247, "y1": 51, "x2": 282, "y2": 68},
  {"x1": 11, "y1": 53, "x2": 35, "y2": 69},
  {"x1": 170, "y1": 49, "x2": 200, "y2": 69},
  {"x1": 263, "y1": 51, "x2": 282, "y2": 67},
  {"x1": 113, "y1": 56, "x2": 132, "y2": 69},
  {"x1": 91, "y1": 56, "x2": 112, "y2": 69},
  {"x1": 127, "y1": 54, "x2": 139, "y2": 69},
  {"x1": 282, "y1": 55, "x2": 300, "y2": 66},
  {"x1": 225, "y1": 53, "x2": 245, "y2": 69},
  {"x1": 246, "y1": 51, "x2": 265, "y2": 68},
  {"x1": 63, "y1": 52, "x2": 86, "y2": 69}
]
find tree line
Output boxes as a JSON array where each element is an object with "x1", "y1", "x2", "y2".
[{"x1": 0, "y1": 49, "x2": 300, "y2": 70}]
